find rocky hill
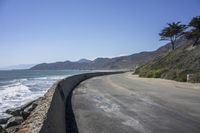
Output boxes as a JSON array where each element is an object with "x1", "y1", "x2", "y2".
[
  {"x1": 135, "y1": 40, "x2": 200, "y2": 82},
  {"x1": 31, "y1": 38, "x2": 187, "y2": 70}
]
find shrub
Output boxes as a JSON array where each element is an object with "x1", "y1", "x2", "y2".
[
  {"x1": 153, "y1": 70, "x2": 161, "y2": 78},
  {"x1": 190, "y1": 73, "x2": 200, "y2": 83},
  {"x1": 146, "y1": 71, "x2": 154, "y2": 78}
]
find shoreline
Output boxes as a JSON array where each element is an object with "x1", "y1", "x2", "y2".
[
  {"x1": 1, "y1": 71, "x2": 199, "y2": 133},
  {"x1": 0, "y1": 81, "x2": 58, "y2": 133},
  {"x1": 0, "y1": 71, "x2": 125, "y2": 133}
]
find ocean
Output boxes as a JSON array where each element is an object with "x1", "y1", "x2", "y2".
[{"x1": 0, "y1": 70, "x2": 90, "y2": 118}]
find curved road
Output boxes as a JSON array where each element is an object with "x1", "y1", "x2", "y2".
[{"x1": 72, "y1": 73, "x2": 200, "y2": 133}]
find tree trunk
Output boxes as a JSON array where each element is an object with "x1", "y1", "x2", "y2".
[
  {"x1": 170, "y1": 37, "x2": 175, "y2": 50},
  {"x1": 171, "y1": 40, "x2": 175, "y2": 50}
]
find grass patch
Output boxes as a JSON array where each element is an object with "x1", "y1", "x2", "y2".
[{"x1": 134, "y1": 44, "x2": 200, "y2": 83}]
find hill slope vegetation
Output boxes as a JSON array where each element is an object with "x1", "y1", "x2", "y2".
[{"x1": 135, "y1": 41, "x2": 200, "y2": 82}]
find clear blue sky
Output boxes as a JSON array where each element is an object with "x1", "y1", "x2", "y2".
[{"x1": 0, "y1": 0, "x2": 199, "y2": 67}]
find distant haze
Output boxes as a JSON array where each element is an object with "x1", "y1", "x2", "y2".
[{"x1": 0, "y1": 64, "x2": 35, "y2": 70}]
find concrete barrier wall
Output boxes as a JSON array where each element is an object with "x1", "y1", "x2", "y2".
[{"x1": 40, "y1": 71, "x2": 124, "y2": 133}]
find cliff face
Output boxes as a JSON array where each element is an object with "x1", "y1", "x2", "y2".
[{"x1": 30, "y1": 38, "x2": 188, "y2": 70}]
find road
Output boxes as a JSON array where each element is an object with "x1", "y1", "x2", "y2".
[{"x1": 72, "y1": 73, "x2": 200, "y2": 133}]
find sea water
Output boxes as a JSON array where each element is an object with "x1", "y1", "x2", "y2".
[{"x1": 0, "y1": 70, "x2": 90, "y2": 118}]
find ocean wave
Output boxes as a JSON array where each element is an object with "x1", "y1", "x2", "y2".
[
  {"x1": 32, "y1": 75, "x2": 69, "y2": 80},
  {"x1": 0, "y1": 82, "x2": 34, "y2": 115},
  {"x1": 0, "y1": 74, "x2": 69, "y2": 117}
]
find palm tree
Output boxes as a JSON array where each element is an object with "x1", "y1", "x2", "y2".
[
  {"x1": 159, "y1": 22, "x2": 186, "y2": 50},
  {"x1": 185, "y1": 16, "x2": 200, "y2": 46}
]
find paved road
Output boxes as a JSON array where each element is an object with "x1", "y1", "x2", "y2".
[{"x1": 72, "y1": 73, "x2": 200, "y2": 133}]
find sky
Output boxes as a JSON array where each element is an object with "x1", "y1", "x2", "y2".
[{"x1": 0, "y1": 0, "x2": 199, "y2": 67}]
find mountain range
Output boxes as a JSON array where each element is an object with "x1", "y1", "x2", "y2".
[{"x1": 30, "y1": 38, "x2": 188, "y2": 70}]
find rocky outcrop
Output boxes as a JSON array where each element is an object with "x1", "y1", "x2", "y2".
[
  {"x1": 0, "y1": 100, "x2": 39, "y2": 132},
  {"x1": 6, "y1": 100, "x2": 37, "y2": 117},
  {"x1": 0, "y1": 125, "x2": 7, "y2": 133},
  {"x1": 5, "y1": 117, "x2": 24, "y2": 128},
  {"x1": 16, "y1": 82, "x2": 57, "y2": 133},
  {"x1": 21, "y1": 102, "x2": 38, "y2": 119},
  {"x1": 0, "y1": 117, "x2": 10, "y2": 125}
]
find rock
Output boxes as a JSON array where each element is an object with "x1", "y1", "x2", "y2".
[
  {"x1": 25, "y1": 102, "x2": 38, "y2": 112},
  {"x1": 22, "y1": 101, "x2": 38, "y2": 119},
  {"x1": 6, "y1": 126, "x2": 18, "y2": 133},
  {"x1": 21, "y1": 111, "x2": 30, "y2": 120},
  {"x1": 6, "y1": 100, "x2": 36, "y2": 116},
  {"x1": 0, "y1": 117, "x2": 10, "y2": 124},
  {"x1": 5, "y1": 116, "x2": 23, "y2": 128},
  {"x1": 6, "y1": 107, "x2": 22, "y2": 116},
  {"x1": 0, "y1": 125, "x2": 7, "y2": 133}
]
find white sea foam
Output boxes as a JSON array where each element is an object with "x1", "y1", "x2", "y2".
[
  {"x1": 0, "y1": 75, "x2": 69, "y2": 118},
  {"x1": 0, "y1": 82, "x2": 33, "y2": 117},
  {"x1": 33, "y1": 75, "x2": 68, "y2": 80}
]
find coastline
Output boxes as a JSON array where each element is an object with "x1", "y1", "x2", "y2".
[
  {"x1": 17, "y1": 81, "x2": 59, "y2": 133},
  {"x1": 0, "y1": 80, "x2": 60, "y2": 133},
  {"x1": 1, "y1": 71, "x2": 200, "y2": 133},
  {"x1": 0, "y1": 69, "x2": 83, "y2": 120},
  {"x1": 1, "y1": 71, "x2": 124, "y2": 133}
]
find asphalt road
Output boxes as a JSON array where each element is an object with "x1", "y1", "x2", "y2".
[{"x1": 72, "y1": 73, "x2": 200, "y2": 133}]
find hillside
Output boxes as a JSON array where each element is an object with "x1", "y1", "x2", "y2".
[
  {"x1": 135, "y1": 41, "x2": 200, "y2": 83},
  {"x1": 30, "y1": 38, "x2": 187, "y2": 70},
  {"x1": 30, "y1": 52, "x2": 160, "y2": 70}
]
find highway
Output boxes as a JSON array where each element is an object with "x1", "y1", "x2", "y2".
[{"x1": 72, "y1": 73, "x2": 200, "y2": 133}]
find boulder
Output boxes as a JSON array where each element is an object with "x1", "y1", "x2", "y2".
[
  {"x1": 6, "y1": 107, "x2": 22, "y2": 116},
  {"x1": 21, "y1": 111, "x2": 30, "y2": 120},
  {"x1": 21, "y1": 101, "x2": 38, "y2": 119},
  {"x1": 6, "y1": 100, "x2": 36, "y2": 116},
  {"x1": 0, "y1": 117, "x2": 10, "y2": 124},
  {"x1": 0, "y1": 125, "x2": 7, "y2": 133},
  {"x1": 6, "y1": 126, "x2": 18, "y2": 133},
  {"x1": 25, "y1": 102, "x2": 38, "y2": 112},
  {"x1": 5, "y1": 116, "x2": 23, "y2": 128}
]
